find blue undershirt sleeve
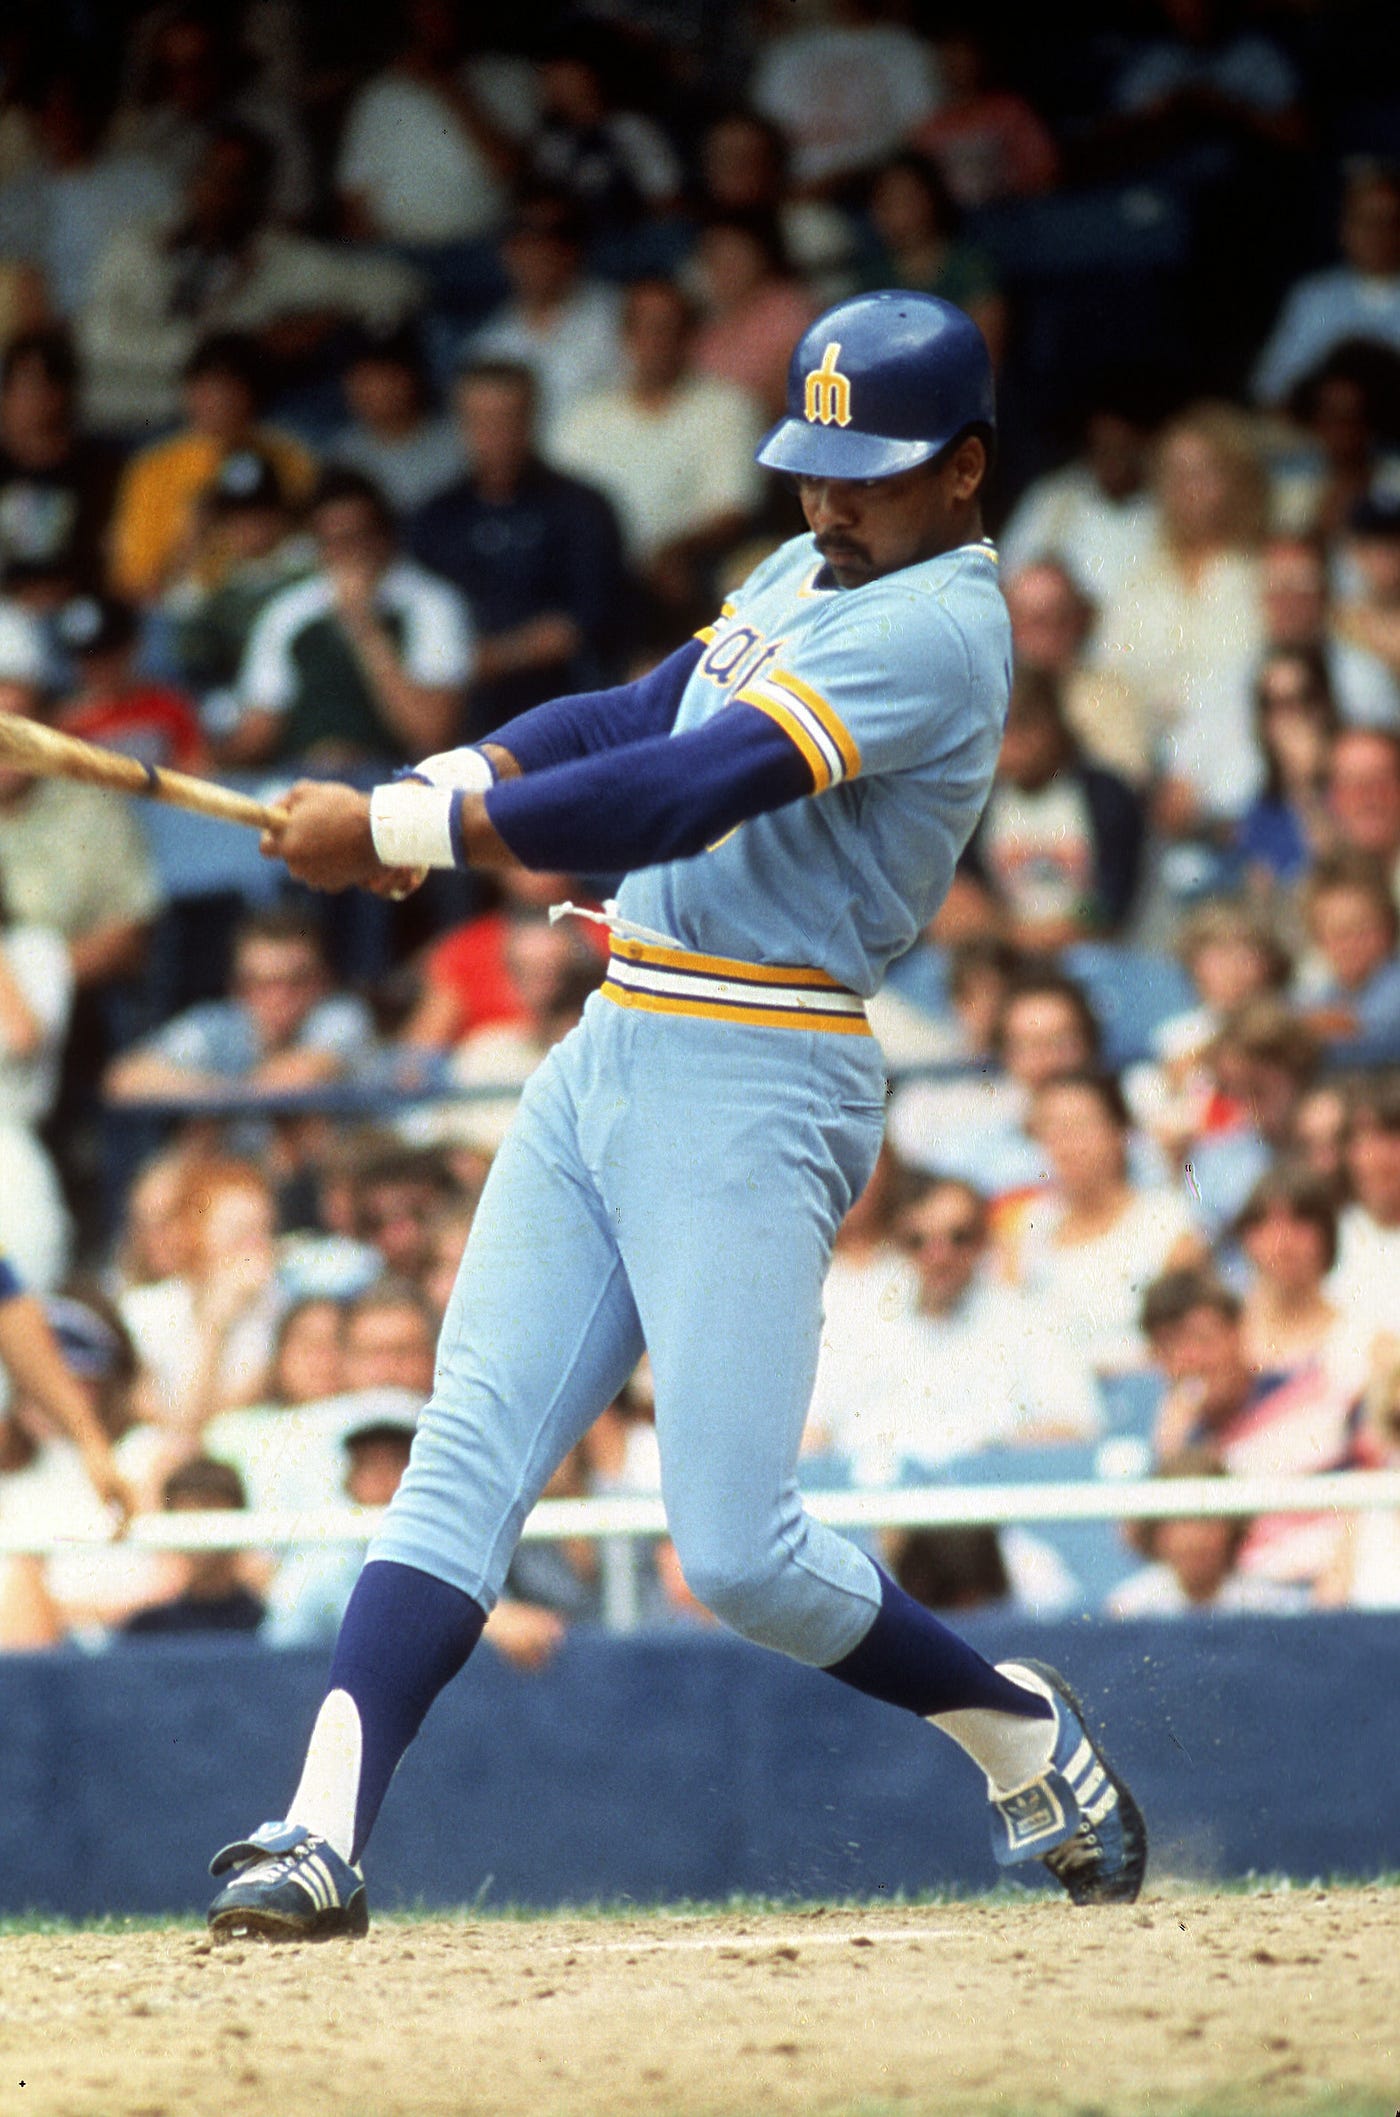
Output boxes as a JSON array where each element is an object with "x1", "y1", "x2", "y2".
[
  {"x1": 484, "y1": 640, "x2": 703, "y2": 773},
  {"x1": 482, "y1": 702, "x2": 815, "y2": 872}
]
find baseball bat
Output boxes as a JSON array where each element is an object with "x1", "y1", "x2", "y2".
[{"x1": 0, "y1": 714, "x2": 282, "y2": 831}]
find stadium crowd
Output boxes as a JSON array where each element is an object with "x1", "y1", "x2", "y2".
[{"x1": 3, "y1": 0, "x2": 1400, "y2": 1660}]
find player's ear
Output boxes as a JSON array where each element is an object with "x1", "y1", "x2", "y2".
[{"x1": 946, "y1": 432, "x2": 987, "y2": 501}]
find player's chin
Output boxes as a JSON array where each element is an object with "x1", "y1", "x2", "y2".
[{"x1": 822, "y1": 552, "x2": 876, "y2": 588}]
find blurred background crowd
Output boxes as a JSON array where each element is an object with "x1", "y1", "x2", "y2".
[{"x1": 3, "y1": 0, "x2": 1400, "y2": 1664}]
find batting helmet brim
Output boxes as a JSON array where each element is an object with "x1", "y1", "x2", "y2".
[{"x1": 755, "y1": 417, "x2": 948, "y2": 480}]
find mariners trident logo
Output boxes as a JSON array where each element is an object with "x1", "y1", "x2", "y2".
[{"x1": 804, "y1": 342, "x2": 851, "y2": 427}]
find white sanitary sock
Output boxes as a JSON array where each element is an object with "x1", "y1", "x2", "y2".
[
  {"x1": 929, "y1": 1662, "x2": 1059, "y2": 1795},
  {"x1": 285, "y1": 1689, "x2": 364, "y2": 1863}
]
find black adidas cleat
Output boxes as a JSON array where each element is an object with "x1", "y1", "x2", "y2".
[{"x1": 208, "y1": 1821, "x2": 369, "y2": 1942}]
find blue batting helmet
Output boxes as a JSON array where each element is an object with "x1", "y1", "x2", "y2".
[{"x1": 756, "y1": 290, "x2": 995, "y2": 480}]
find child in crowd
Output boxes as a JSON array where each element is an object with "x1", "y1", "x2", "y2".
[{"x1": 121, "y1": 1457, "x2": 265, "y2": 1636}]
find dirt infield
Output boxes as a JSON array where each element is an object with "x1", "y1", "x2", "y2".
[{"x1": 0, "y1": 1888, "x2": 1393, "y2": 2117}]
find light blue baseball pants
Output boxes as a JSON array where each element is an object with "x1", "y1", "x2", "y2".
[{"x1": 371, "y1": 987, "x2": 889, "y2": 1666}]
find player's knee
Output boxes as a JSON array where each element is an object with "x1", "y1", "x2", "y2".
[{"x1": 672, "y1": 1540, "x2": 790, "y2": 1642}]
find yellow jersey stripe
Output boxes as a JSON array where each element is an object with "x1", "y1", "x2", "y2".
[
  {"x1": 771, "y1": 669, "x2": 863, "y2": 780},
  {"x1": 694, "y1": 598, "x2": 739, "y2": 645},
  {"x1": 736, "y1": 686, "x2": 833, "y2": 791}
]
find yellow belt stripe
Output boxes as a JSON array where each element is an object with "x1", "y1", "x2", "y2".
[{"x1": 609, "y1": 938, "x2": 845, "y2": 989}]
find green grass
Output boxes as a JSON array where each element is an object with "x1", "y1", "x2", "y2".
[{"x1": 3, "y1": 1870, "x2": 1396, "y2": 1936}]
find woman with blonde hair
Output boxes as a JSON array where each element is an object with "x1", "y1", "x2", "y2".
[{"x1": 1096, "y1": 401, "x2": 1273, "y2": 838}]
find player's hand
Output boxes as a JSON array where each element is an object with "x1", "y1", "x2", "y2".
[
  {"x1": 365, "y1": 864, "x2": 429, "y2": 902},
  {"x1": 261, "y1": 781, "x2": 383, "y2": 893}
]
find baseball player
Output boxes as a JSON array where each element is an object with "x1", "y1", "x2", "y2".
[{"x1": 208, "y1": 292, "x2": 1146, "y2": 1940}]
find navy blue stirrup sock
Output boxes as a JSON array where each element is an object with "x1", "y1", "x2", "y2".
[
  {"x1": 825, "y1": 1568, "x2": 1054, "y2": 1721},
  {"x1": 327, "y1": 1559, "x2": 487, "y2": 1861}
]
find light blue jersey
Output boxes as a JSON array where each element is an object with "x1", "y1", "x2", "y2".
[{"x1": 618, "y1": 533, "x2": 1011, "y2": 995}]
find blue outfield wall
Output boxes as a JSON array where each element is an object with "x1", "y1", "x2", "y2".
[{"x1": 0, "y1": 1613, "x2": 1396, "y2": 1918}]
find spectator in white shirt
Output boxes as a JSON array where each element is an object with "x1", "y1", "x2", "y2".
[
  {"x1": 998, "y1": 379, "x2": 1162, "y2": 607},
  {"x1": 225, "y1": 468, "x2": 473, "y2": 767},
  {"x1": 118, "y1": 1157, "x2": 288, "y2": 1439},
  {"x1": 79, "y1": 122, "x2": 421, "y2": 435},
  {"x1": 1253, "y1": 161, "x2": 1400, "y2": 409},
  {"x1": 335, "y1": 1, "x2": 521, "y2": 249},
  {"x1": 1330, "y1": 1070, "x2": 1400, "y2": 1336},
  {"x1": 0, "y1": 878, "x2": 73, "y2": 1293},
  {"x1": 1095, "y1": 402, "x2": 1271, "y2": 832},
  {"x1": 466, "y1": 191, "x2": 622, "y2": 441},
  {"x1": 329, "y1": 325, "x2": 465, "y2": 516},
  {"x1": 1010, "y1": 1070, "x2": 1206, "y2": 1375},
  {"x1": 809, "y1": 1173, "x2": 1101, "y2": 1491},
  {"x1": 551, "y1": 276, "x2": 763, "y2": 634},
  {"x1": 0, "y1": 61, "x2": 175, "y2": 320},
  {"x1": 749, "y1": 0, "x2": 942, "y2": 193}
]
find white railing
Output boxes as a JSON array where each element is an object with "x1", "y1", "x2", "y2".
[{"x1": 5, "y1": 1471, "x2": 1398, "y2": 1629}]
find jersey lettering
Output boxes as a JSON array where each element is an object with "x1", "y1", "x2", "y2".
[
  {"x1": 700, "y1": 626, "x2": 786, "y2": 703},
  {"x1": 700, "y1": 624, "x2": 761, "y2": 685}
]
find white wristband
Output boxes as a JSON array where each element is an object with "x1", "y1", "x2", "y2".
[
  {"x1": 369, "y1": 780, "x2": 460, "y2": 869},
  {"x1": 412, "y1": 745, "x2": 496, "y2": 794}
]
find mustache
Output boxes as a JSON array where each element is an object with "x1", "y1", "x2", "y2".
[{"x1": 815, "y1": 533, "x2": 869, "y2": 559}]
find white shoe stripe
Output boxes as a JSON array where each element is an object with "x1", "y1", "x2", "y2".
[
  {"x1": 305, "y1": 1854, "x2": 337, "y2": 1909},
  {"x1": 1076, "y1": 1762, "x2": 1106, "y2": 1805},
  {"x1": 1064, "y1": 1738, "x2": 1093, "y2": 1784},
  {"x1": 294, "y1": 1858, "x2": 328, "y2": 1911},
  {"x1": 1083, "y1": 1784, "x2": 1118, "y2": 1827}
]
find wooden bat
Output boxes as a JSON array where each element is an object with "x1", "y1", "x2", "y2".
[{"x1": 0, "y1": 713, "x2": 282, "y2": 830}]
